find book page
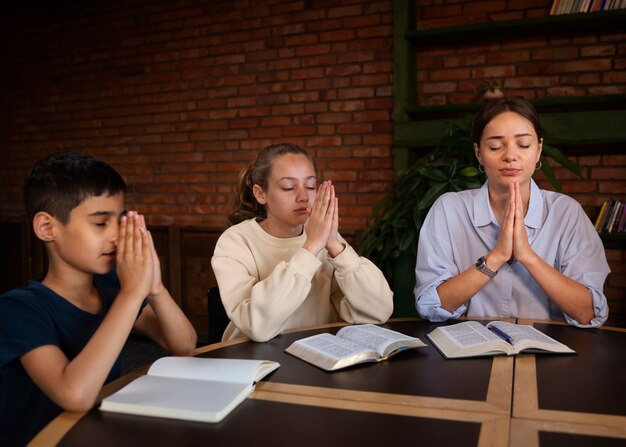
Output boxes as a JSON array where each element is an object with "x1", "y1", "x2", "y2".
[
  {"x1": 438, "y1": 321, "x2": 502, "y2": 349},
  {"x1": 487, "y1": 321, "x2": 574, "y2": 353},
  {"x1": 147, "y1": 357, "x2": 279, "y2": 384},
  {"x1": 291, "y1": 333, "x2": 373, "y2": 360},
  {"x1": 335, "y1": 324, "x2": 414, "y2": 356},
  {"x1": 100, "y1": 375, "x2": 252, "y2": 423}
]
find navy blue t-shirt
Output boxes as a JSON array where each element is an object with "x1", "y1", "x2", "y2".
[{"x1": 0, "y1": 272, "x2": 125, "y2": 446}]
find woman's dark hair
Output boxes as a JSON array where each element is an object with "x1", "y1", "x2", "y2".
[
  {"x1": 23, "y1": 151, "x2": 127, "y2": 224},
  {"x1": 472, "y1": 96, "x2": 543, "y2": 145},
  {"x1": 227, "y1": 143, "x2": 316, "y2": 226}
]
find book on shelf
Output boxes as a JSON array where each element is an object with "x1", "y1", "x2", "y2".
[
  {"x1": 285, "y1": 323, "x2": 427, "y2": 371},
  {"x1": 594, "y1": 200, "x2": 610, "y2": 230},
  {"x1": 607, "y1": 201, "x2": 620, "y2": 232},
  {"x1": 100, "y1": 356, "x2": 280, "y2": 423},
  {"x1": 550, "y1": 0, "x2": 623, "y2": 14},
  {"x1": 596, "y1": 199, "x2": 626, "y2": 233},
  {"x1": 617, "y1": 202, "x2": 626, "y2": 232},
  {"x1": 590, "y1": 0, "x2": 603, "y2": 11},
  {"x1": 603, "y1": 200, "x2": 617, "y2": 232},
  {"x1": 426, "y1": 321, "x2": 575, "y2": 359}
]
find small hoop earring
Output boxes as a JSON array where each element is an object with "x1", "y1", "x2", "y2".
[
  {"x1": 478, "y1": 164, "x2": 485, "y2": 173},
  {"x1": 535, "y1": 160, "x2": 542, "y2": 171}
]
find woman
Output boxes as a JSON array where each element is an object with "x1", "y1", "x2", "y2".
[
  {"x1": 415, "y1": 97, "x2": 609, "y2": 327},
  {"x1": 211, "y1": 143, "x2": 393, "y2": 342}
]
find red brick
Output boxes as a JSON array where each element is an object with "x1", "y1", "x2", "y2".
[{"x1": 533, "y1": 47, "x2": 579, "y2": 60}]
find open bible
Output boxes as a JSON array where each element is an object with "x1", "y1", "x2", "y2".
[
  {"x1": 427, "y1": 321, "x2": 575, "y2": 359},
  {"x1": 100, "y1": 356, "x2": 280, "y2": 422},
  {"x1": 285, "y1": 324, "x2": 427, "y2": 371}
]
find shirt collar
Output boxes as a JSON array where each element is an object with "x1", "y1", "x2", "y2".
[{"x1": 473, "y1": 179, "x2": 543, "y2": 229}]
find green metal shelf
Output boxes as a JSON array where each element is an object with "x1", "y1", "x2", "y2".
[
  {"x1": 407, "y1": 9, "x2": 626, "y2": 47},
  {"x1": 406, "y1": 94, "x2": 626, "y2": 117}
]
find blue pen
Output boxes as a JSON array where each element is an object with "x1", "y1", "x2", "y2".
[{"x1": 489, "y1": 325, "x2": 513, "y2": 344}]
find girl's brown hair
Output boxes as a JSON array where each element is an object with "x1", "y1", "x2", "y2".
[{"x1": 227, "y1": 143, "x2": 316, "y2": 226}]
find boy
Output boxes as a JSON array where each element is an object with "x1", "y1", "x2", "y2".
[{"x1": 0, "y1": 152, "x2": 197, "y2": 446}]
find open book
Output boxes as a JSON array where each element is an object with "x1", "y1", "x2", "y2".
[
  {"x1": 427, "y1": 321, "x2": 575, "y2": 359},
  {"x1": 100, "y1": 357, "x2": 280, "y2": 422},
  {"x1": 285, "y1": 324, "x2": 427, "y2": 371}
]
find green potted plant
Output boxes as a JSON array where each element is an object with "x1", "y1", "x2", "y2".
[{"x1": 359, "y1": 115, "x2": 582, "y2": 317}]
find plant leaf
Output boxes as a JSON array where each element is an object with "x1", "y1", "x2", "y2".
[
  {"x1": 418, "y1": 182, "x2": 449, "y2": 210},
  {"x1": 460, "y1": 166, "x2": 481, "y2": 177},
  {"x1": 542, "y1": 144, "x2": 582, "y2": 177},
  {"x1": 415, "y1": 166, "x2": 448, "y2": 182}
]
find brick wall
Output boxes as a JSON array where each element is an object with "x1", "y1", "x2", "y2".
[
  {"x1": 415, "y1": 0, "x2": 626, "y2": 104},
  {"x1": 0, "y1": 0, "x2": 624, "y2": 324},
  {"x1": 0, "y1": 0, "x2": 394, "y2": 229}
]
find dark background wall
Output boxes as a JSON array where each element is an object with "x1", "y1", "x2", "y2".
[{"x1": 0, "y1": 0, "x2": 394, "y2": 229}]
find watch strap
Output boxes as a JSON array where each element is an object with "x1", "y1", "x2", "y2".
[{"x1": 475, "y1": 256, "x2": 497, "y2": 279}]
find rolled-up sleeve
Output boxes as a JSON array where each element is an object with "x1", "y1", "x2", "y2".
[
  {"x1": 414, "y1": 195, "x2": 467, "y2": 322},
  {"x1": 557, "y1": 200, "x2": 610, "y2": 328}
]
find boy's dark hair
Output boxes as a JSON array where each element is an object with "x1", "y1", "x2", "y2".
[{"x1": 23, "y1": 151, "x2": 127, "y2": 224}]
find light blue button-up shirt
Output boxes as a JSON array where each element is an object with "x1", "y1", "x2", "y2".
[{"x1": 415, "y1": 180, "x2": 610, "y2": 328}]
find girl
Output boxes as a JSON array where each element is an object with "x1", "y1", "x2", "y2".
[
  {"x1": 211, "y1": 143, "x2": 394, "y2": 342},
  {"x1": 415, "y1": 97, "x2": 609, "y2": 327}
]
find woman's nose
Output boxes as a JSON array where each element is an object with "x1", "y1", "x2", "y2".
[{"x1": 502, "y1": 144, "x2": 517, "y2": 161}]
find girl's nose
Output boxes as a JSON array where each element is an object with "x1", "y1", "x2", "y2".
[{"x1": 296, "y1": 186, "x2": 309, "y2": 202}]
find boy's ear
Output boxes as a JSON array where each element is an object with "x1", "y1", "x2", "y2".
[{"x1": 32, "y1": 212, "x2": 57, "y2": 242}]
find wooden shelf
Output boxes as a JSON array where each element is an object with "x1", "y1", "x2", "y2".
[{"x1": 407, "y1": 9, "x2": 626, "y2": 47}]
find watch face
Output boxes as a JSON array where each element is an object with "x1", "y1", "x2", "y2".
[{"x1": 475, "y1": 256, "x2": 496, "y2": 278}]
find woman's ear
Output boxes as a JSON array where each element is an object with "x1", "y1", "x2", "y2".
[
  {"x1": 537, "y1": 137, "x2": 543, "y2": 161},
  {"x1": 252, "y1": 184, "x2": 267, "y2": 205},
  {"x1": 33, "y1": 212, "x2": 56, "y2": 242},
  {"x1": 474, "y1": 143, "x2": 482, "y2": 164}
]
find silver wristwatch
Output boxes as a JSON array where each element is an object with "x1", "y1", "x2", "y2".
[{"x1": 475, "y1": 256, "x2": 497, "y2": 279}]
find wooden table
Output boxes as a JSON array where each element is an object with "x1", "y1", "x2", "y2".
[{"x1": 29, "y1": 319, "x2": 626, "y2": 447}]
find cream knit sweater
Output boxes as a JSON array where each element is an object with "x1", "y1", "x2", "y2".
[{"x1": 211, "y1": 219, "x2": 394, "y2": 342}]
